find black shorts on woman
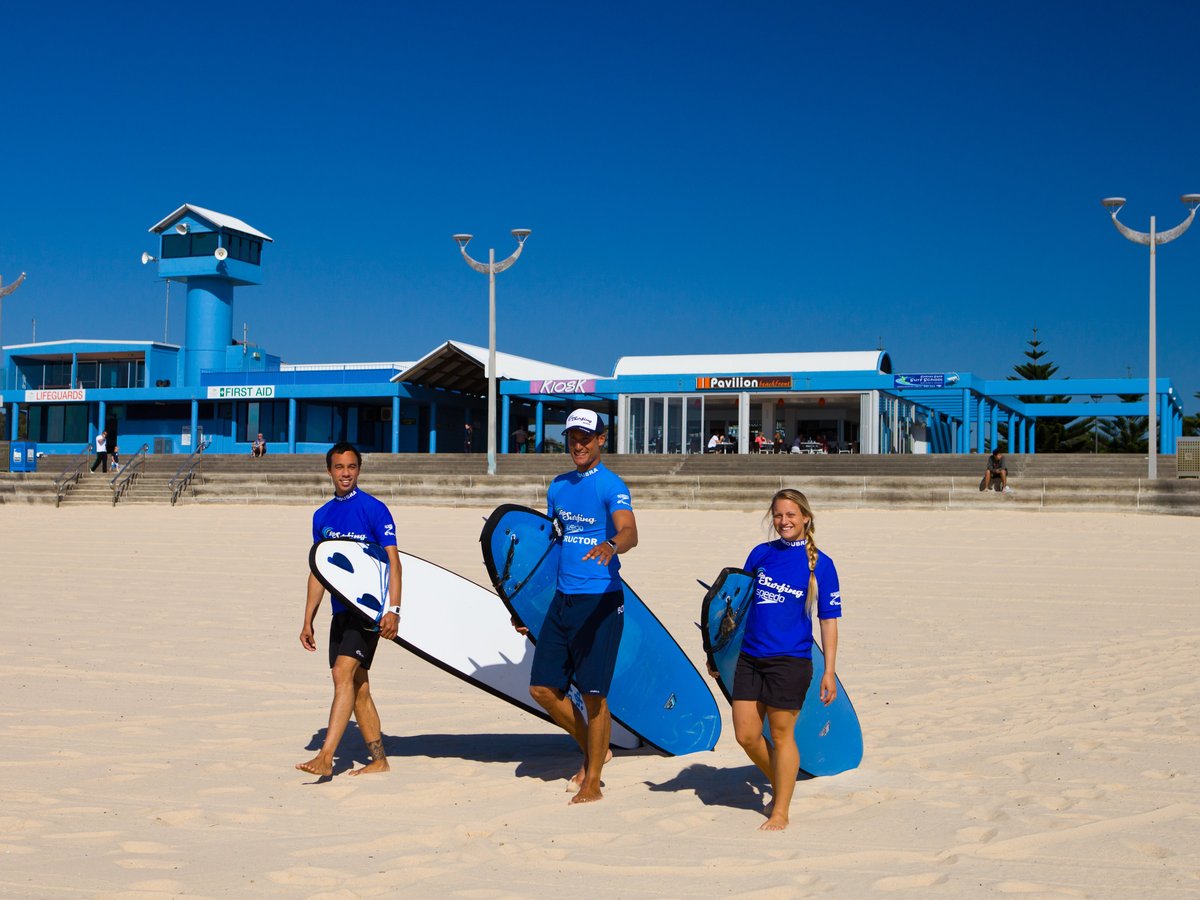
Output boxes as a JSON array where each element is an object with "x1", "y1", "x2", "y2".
[{"x1": 732, "y1": 652, "x2": 813, "y2": 710}]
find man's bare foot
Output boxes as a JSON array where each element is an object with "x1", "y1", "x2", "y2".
[
  {"x1": 759, "y1": 813, "x2": 788, "y2": 831},
  {"x1": 348, "y1": 759, "x2": 390, "y2": 776},
  {"x1": 569, "y1": 784, "x2": 603, "y2": 804},
  {"x1": 568, "y1": 749, "x2": 614, "y2": 789},
  {"x1": 295, "y1": 756, "x2": 333, "y2": 777}
]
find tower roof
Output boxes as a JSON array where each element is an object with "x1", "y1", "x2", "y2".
[{"x1": 149, "y1": 204, "x2": 273, "y2": 241}]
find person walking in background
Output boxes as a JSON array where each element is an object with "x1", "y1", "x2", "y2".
[
  {"x1": 90, "y1": 431, "x2": 108, "y2": 473},
  {"x1": 708, "y1": 488, "x2": 842, "y2": 831}
]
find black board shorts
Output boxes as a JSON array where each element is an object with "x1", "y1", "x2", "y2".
[
  {"x1": 732, "y1": 653, "x2": 813, "y2": 710},
  {"x1": 530, "y1": 589, "x2": 624, "y2": 697},
  {"x1": 328, "y1": 611, "x2": 382, "y2": 670}
]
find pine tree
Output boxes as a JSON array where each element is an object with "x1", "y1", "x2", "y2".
[
  {"x1": 1008, "y1": 328, "x2": 1091, "y2": 452},
  {"x1": 1103, "y1": 394, "x2": 1149, "y2": 453}
]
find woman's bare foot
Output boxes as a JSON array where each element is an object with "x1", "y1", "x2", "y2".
[{"x1": 759, "y1": 813, "x2": 789, "y2": 831}]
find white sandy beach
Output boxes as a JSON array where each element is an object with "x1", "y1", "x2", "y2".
[{"x1": 1, "y1": 502, "x2": 1197, "y2": 898}]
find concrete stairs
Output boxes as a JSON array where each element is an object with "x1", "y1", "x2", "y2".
[{"x1": 4, "y1": 452, "x2": 1198, "y2": 515}]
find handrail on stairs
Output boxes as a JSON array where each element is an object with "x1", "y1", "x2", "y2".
[
  {"x1": 168, "y1": 436, "x2": 211, "y2": 506},
  {"x1": 109, "y1": 443, "x2": 150, "y2": 505},
  {"x1": 53, "y1": 446, "x2": 91, "y2": 507}
]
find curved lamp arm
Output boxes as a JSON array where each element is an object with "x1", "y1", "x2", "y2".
[
  {"x1": 0, "y1": 271, "x2": 26, "y2": 299},
  {"x1": 1108, "y1": 206, "x2": 1198, "y2": 246}
]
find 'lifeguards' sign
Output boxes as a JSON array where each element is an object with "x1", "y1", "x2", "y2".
[
  {"x1": 696, "y1": 375, "x2": 793, "y2": 390},
  {"x1": 25, "y1": 389, "x2": 86, "y2": 402}
]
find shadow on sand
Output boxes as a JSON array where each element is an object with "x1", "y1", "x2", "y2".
[
  {"x1": 301, "y1": 724, "x2": 658, "y2": 784},
  {"x1": 645, "y1": 762, "x2": 814, "y2": 814}
]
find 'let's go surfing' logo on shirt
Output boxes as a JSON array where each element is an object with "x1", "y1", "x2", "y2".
[
  {"x1": 321, "y1": 526, "x2": 368, "y2": 541},
  {"x1": 755, "y1": 570, "x2": 805, "y2": 605}
]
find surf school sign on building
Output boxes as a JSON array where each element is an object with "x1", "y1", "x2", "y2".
[
  {"x1": 695, "y1": 375, "x2": 793, "y2": 391},
  {"x1": 206, "y1": 385, "x2": 277, "y2": 400}
]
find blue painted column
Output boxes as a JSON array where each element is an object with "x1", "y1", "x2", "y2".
[
  {"x1": 190, "y1": 400, "x2": 199, "y2": 451},
  {"x1": 990, "y1": 405, "x2": 1000, "y2": 452},
  {"x1": 98, "y1": 400, "x2": 106, "y2": 437},
  {"x1": 391, "y1": 396, "x2": 400, "y2": 453},
  {"x1": 70, "y1": 353, "x2": 78, "y2": 387},
  {"x1": 535, "y1": 401, "x2": 545, "y2": 453},
  {"x1": 429, "y1": 401, "x2": 438, "y2": 454},
  {"x1": 1159, "y1": 394, "x2": 1170, "y2": 454},
  {"x1": 960, "y1": 390, "x2": 972, "y2": 453},
  {"x1": 1027, "y1": 418, "x2": 1036, "y2": 455},
  {"x1": 501, "y1": 397, "x2": 511, "y2": 453},
  {"x1": 288, "y1": 398, "x2": 297, "y2": 454},
  {"x1": 976, "y1": 396, "x2": 987, "y2": 453},
  {"x1": 183, "y1": 278, "x2": 234, "y2": 386},
  {"x1": 10, "y1": 402, "x2": 19, "y2": 440}
]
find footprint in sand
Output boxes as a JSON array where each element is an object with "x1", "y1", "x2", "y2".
[
  {"x1": 873, "y1": 873, "x2": 947, "y2": 890},
  {"x1": 996, "y1": 881, "x2": 1087, "y2": 895}
]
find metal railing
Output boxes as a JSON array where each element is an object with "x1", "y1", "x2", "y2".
[
  {"x1": 53, "y1": 446, "x2": 92, "y2": 507},
  {"x1": 109, "y1": 443, "x2": 149, "y2": 505},
  {"x1": 168, "y1": 436, "x2": 211, "y2": 506}
]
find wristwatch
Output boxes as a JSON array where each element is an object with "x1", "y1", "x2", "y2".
[
  {"x1": 386, "y1": 606, "x2": 401, "y2": 617},
  {"x1": 605, "y1": 539, "x2": 618, "y2": 553}
]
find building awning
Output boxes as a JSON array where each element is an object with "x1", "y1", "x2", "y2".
[{"x1": 394, "y1": 340, "x2": 600, "y2": 396}]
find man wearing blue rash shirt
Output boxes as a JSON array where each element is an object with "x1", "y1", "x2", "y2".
[
  {"x1": 518, "y1": 408, "x2": 638, "y2": 804},
  {"x1": 296, "y1": 442, "x2": 402, "y2": 778}
]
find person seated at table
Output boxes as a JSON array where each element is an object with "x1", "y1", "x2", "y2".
[
  {"x1": 773, "y1": 433, "x2": 785, "y2": 454},
  {"x1": 791, "y1": 435, "x2": 803, "y2": 454},
  {"x1": 708, "y1": 432, "x2": 721, "y2": 453},
  {"x1": 754, "y1": 432, "x2": 765, "y2": 453}
]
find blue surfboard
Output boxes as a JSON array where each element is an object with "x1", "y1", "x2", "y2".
[
  {"x1": 700, "y1": 567, "x2": 863, "y2": 776},
  {"x1": 481, "y1": 504, "x2": 721, "y2": 756}
]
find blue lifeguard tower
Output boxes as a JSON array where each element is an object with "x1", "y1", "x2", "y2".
[{"x1": 148, "y1": 204, "x2": 272, "y2": 386}]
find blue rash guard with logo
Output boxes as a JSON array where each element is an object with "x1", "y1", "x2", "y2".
[
  {"x1": 741, "y1": 539, "x2": 841, "y2": 659},
  {"x1": 547, "y1": 462, "x2": 633, "y2": 594},
  {"x1": 313, "y1": 488, "x2": 397, "y2": 615}
]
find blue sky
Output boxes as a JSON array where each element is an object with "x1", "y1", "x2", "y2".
[{"x1": 3, "y1": 1, "x2": 1199, "y2": 412}]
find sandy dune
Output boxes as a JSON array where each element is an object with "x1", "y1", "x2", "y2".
[{"x1": 1, "y1": 503, "x2": 1197, "y2": 897}]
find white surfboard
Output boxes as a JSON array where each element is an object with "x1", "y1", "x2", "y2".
[{"x1": 309, "y1": 539, "x2": 641, "y2": 750}]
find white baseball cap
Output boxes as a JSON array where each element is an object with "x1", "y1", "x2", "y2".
[{"x1": 562, "y1": 409, "x2": 606, "y2": 435}]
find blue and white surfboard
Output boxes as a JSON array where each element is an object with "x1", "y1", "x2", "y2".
[
  {"x1": 481, "y1": 504, "x2": 721, "y2": 756},
  {"x1": 700, "y1": 567, "x2": 863, "y2": 776},
  {"x1": 309, "y1": 539, "x2": 641, "y2": 748}
]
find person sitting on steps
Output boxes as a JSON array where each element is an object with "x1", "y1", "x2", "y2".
[{"x1": 981, "y1": 448, "x2": 1013, "y2": 493}]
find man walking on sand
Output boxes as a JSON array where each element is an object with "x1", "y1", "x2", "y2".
[
  {"x1": 516, "y1": 409, "x2": 638, "y2": 804},
  {"x1": 296, "y1": 442, "x2": 402, "y2": 778}
]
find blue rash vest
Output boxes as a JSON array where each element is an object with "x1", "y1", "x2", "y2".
[
  {"x1": 740, "y1": 539, "x2": 841, "y2": 659},
  {"x1": 312, "y1": 488, "x2": 397, "y2": 615},
  {"x1": 546, "y1": 462, "x2": 633, "y2": 594}
]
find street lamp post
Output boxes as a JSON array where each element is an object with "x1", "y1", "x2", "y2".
[
  {"x1": 452, "y1": 229, "x2": 532, "y2": 476},
  {"x1": 1101, "y1": 194, "x2": 1200, "y2": 479},
  {"x1": 0, "y1": 271, "x2": 28, "y2": 391}
]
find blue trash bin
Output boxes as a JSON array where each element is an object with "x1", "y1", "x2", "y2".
[{"x1": 10, "y1": 441, "x2": 37, "y2": 472}]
